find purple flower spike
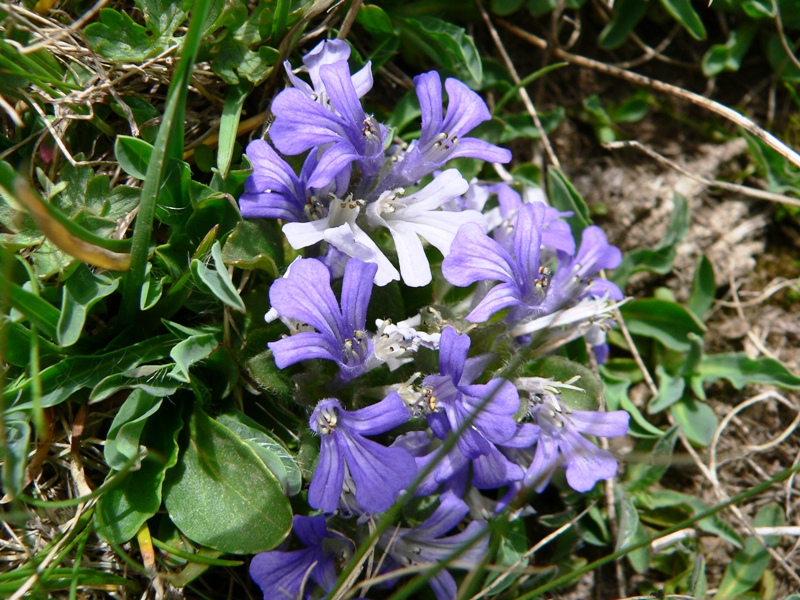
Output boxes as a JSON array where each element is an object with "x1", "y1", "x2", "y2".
[
  {"x1": 514, "y1": 379, "x2": 629, "y2": 492},
  {"x1": 309, "y1": 395, "x2": 416, "y2": 513},
  {"x1": 385, "y1": 71, "x2": 511, "y2": 188},
  {"x1": 240, "y1": 140, "x2": 349, "y2": 222},
  {"x1": 268, "y1": 258, "x2": 377, "y2": 382},
  {"x1": 271, "y1": 61, "x2": 385, "y2": 189},
  {"x1": 379, "y1": 491, "x2": 488, "y2": 600},
  {"x1": 250, "y1": 515, "x2": 347, "y2": 599},
  {"x1": 422, "y1": 327, "x2": 519, "y2": 459}
]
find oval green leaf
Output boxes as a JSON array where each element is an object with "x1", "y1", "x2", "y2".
[{"x1": 163, "y1": 407, "x2": 292, "y2": 554}]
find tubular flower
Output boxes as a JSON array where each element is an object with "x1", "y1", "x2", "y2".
[{"x1": 309, "y1": 395, "x2": 415, "y2": 513}]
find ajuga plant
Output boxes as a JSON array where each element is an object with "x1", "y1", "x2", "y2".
[{"x1": 241, "y1": 39, "x2": 629, "y2": 600}]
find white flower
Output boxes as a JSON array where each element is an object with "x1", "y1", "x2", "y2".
[{"x1": 365, "y1": 169, "x2": 485, "y2": 287}]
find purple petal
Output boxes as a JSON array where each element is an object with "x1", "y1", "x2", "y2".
[
  {"x1": 250, "y1": 548, "x2": 319, "y2": 599},
  {"x1": 562, "y1": 428, "x2": 619, "y2": 492},
  {"x1": 270, "y1": 89, "x2": 346, "y2": 155},
  {"x1": 472, "y1": 446, "x2": 524, "y2": 489},
  {"x1": 339, "y1": 431, "x2": 416, "y2": 513},
  {"x1": 306, "y1": 141, "x2": 361, "y2": 189},
  {"x1": 442, "y1": 78, "x2": 490, "y2": 136},
  {"x1": 339, "y1": 258, "x2": 376, "y2": 333},
  {"x1": 308, "y1": 434, "x2": 345, "y2": 512},
  {"x1": 429, "y1": 571, "x2": 458, "y2": 600},
  {"x1": 292, "y1": 514, "x2": 328, "y2": 547},
  {"x1": 303, "y1": 39, "x2": 351, "y2": 92},
  {"x1": 465, "y1": 282, "x2": 521, "y2": 323},
  {"x1": 460, "y1": 379, "x2": 520, "y2": 444},
  {"x1": 587, "y1": 278, "x2": 624, "y2": 300},
  {"x1": 414, "y1": 490, "x2": 470, "y2": 538},
  {"x1": 576, "y1": 226, "x2": 623, "y2": 272},
  {"x1": 450, "y1": 137, "x2": 512, "y2": 163},
  {"x1": 502, "y1": 423, "x2": 540, "y2": 448},
  {"x1": 414, "y1": 71, "x2": 444, "y2": 144},
  {"x1": 268, "y1": 331, "x2": 339, "y2": 368},
  {"x1": 269, "y1": 258, "x2": 344, "y2": 341},
  {"x1": 239, "y1": 190, "x2": 306, "y2": 222},
  {"x1": 569, "y1": 409, "x2": 629, "y2": 438},
  {"x1": 513, "y1": 203, "x2": 545, "y2": 285},
  {"x1": 320, "y1": 61, "x2": 366, "y2": 127},
  {"x1": 438, "y1": 327, "x2": 470, "y2": 383},
  {"x1": 442, "y1": 223, "x2": 517, "y2": 286},
  {"x1": 344, "y1": 392, "x2": 411, "y2": 436},
  {"x1": 523, "y1": 434, "x2": 559, "y2": 492}
]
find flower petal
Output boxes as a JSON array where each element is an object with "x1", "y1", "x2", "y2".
[{"x1": 308, "y1": 434, "x2": 346, "y2": 512}]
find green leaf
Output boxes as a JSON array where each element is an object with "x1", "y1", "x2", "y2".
[
  {"x1": 546, "y1": 168, "x2": 592, "y2": 239},
  {"x1": 767, "y1": 34, "x2": 800, "y2": 82},
  {"x1": 626, "y1": 425, "x2": 679, "y2": 492},
  {"x1": 163, "y1": 407, "x2": 292, "y2": 554},
  {"x1": 95, "y1": 401, "x2": 182, "y2": 543},
  {"x1": 169, "y1": 333, "x2": 220, "y2": 383},
  {"x1": 670, "y1": 397, "x2": 718, "y2": 446},
  {"x1": 612, "y1": 193, "x2": 688, "y2": 288},
  {"x1": 221, "y1": 219, "x2": 282, "y2": 276},
  {"x1": 90, "y1": 365, "x2": 182, "y2": 403},
  {"x1": 104, "y1": 390, "x2": 163, "y2": 471},
  {"x1": 85, "y1": 0, "x2": 187, "y2": 62},
  {"x1": 599, "y1": 0, "x2": 649, "y2": 49},
  {"x1": 1, "y1": 418, "x2": 30, "y2": 500},
  {"x1": 192, "y1": 240, "x2": 246, "y2": 312},
  {"x1": 741, "y1": 0, "x2": 777, "y2": 18},
  {"x1": 702, "y1": 24, "x2": 757, "y2": 77},
  {"x1": 216, "y1": 410, "x2": 301, "y2": 496},
  {"x1": 687, "y1": 255, "x2": 715, "y2": 319},
  {"x1": 648, "y1": 365, "x2": 686, "y2": 413},
  {"x1": 395, "y1": 16, "x2": 482, "y2": 87},
  {"x1": 120, "y1": 0, "x2": 213, "y2": 321},
  {"x1": 603, "y1": 376, "x2": 663, "y2": 438},
  {"x1": 697, "y1": 353, "x2": 800, "y2": 390},
  {"x1": 484, "y1": 518, "x2": 529, "y2": 593},
  {"x1": 524, "y1": 356, "x2": 603, "y2": 411},
  {"x1": 617, "y1": 492, "x2": 650, "y2": 573},
  {"x1": 620, "y1": 298, "x2": 706, "y2": 352},
  {"x1": 2, "y1": 277, "x2": 60, "y2": 341},
  {"x1": 357, "y1": 4, "x2": 396, "y2": 36},
  {"x1": 717, "y1": 503, "x2": 784, "y2": 599},
  {"x1": 115, "y1": 136, "x2": 153, "y2": 180},
  {"x1": 245, "y1": 346, "x2": 295, "y2": 400},
  {"x1": 217, "y1": 84, "x2": 250, "y2": 178},
  {"x1": 658, "y1": 0, "x2": 706, "y2": 40},
  {"x1": 3, "y1": 335, "x2": 175, "y2": 413},
  {"x1": 57, "y1": 265, "x2": 119, "y2": 347}
]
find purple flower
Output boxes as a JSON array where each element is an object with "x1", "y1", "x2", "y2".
[
  {"x1": 250, "y1": 515, "x2": 349, "y2": 599},
  {"x1": 394, "y1": 430, "x2": 523, "y2": 497},
  {"x1": 239, "y1": 140, "x2": 349, "y2": 221},
  {"x1": 309, "y1": 395, "x2": 416, "y2": 513},
  {"x1": 283, "y1": 39, "x2": 373, "y2": 104},
  {"x1": 270, "y1": 60, "x2": 385, "y2": 189},
  {"x1": 421, "y1": 327, "x2": 519, "y2": 459},
  {"x1": 268, "y1": 257, "x2": 377, "y2": 383},
  {"x1": 442, "y1": 202, "x2": 623, "y2": 324},
  {"x1": 382, "y1": 72, "x2": 511, "y2": 189},
  {"x1": 511, "y1": 378, "x2": 629, "y2": 492},
  {"x1": 379, "y1": 491, "x2": 488, "y2": 600}
]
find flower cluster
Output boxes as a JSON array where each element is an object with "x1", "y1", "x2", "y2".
[{"x1": 243, "y1": 39, "x2": 630, "y2": 600}]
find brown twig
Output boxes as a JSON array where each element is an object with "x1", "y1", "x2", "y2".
[
  {"x1": 498, "y1": 20, "x2": 800, "y2": 171},
  {"x1": 604, "y1": 140, "x2": 800, "y2": 208},
  {"x1": 476, "y1": 1, "x2": 561, "y2": 169}
]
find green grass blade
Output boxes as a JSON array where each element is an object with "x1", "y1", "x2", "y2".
[{"x1": 120, "y1": 0, "x2": 213, "y2": 321}]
